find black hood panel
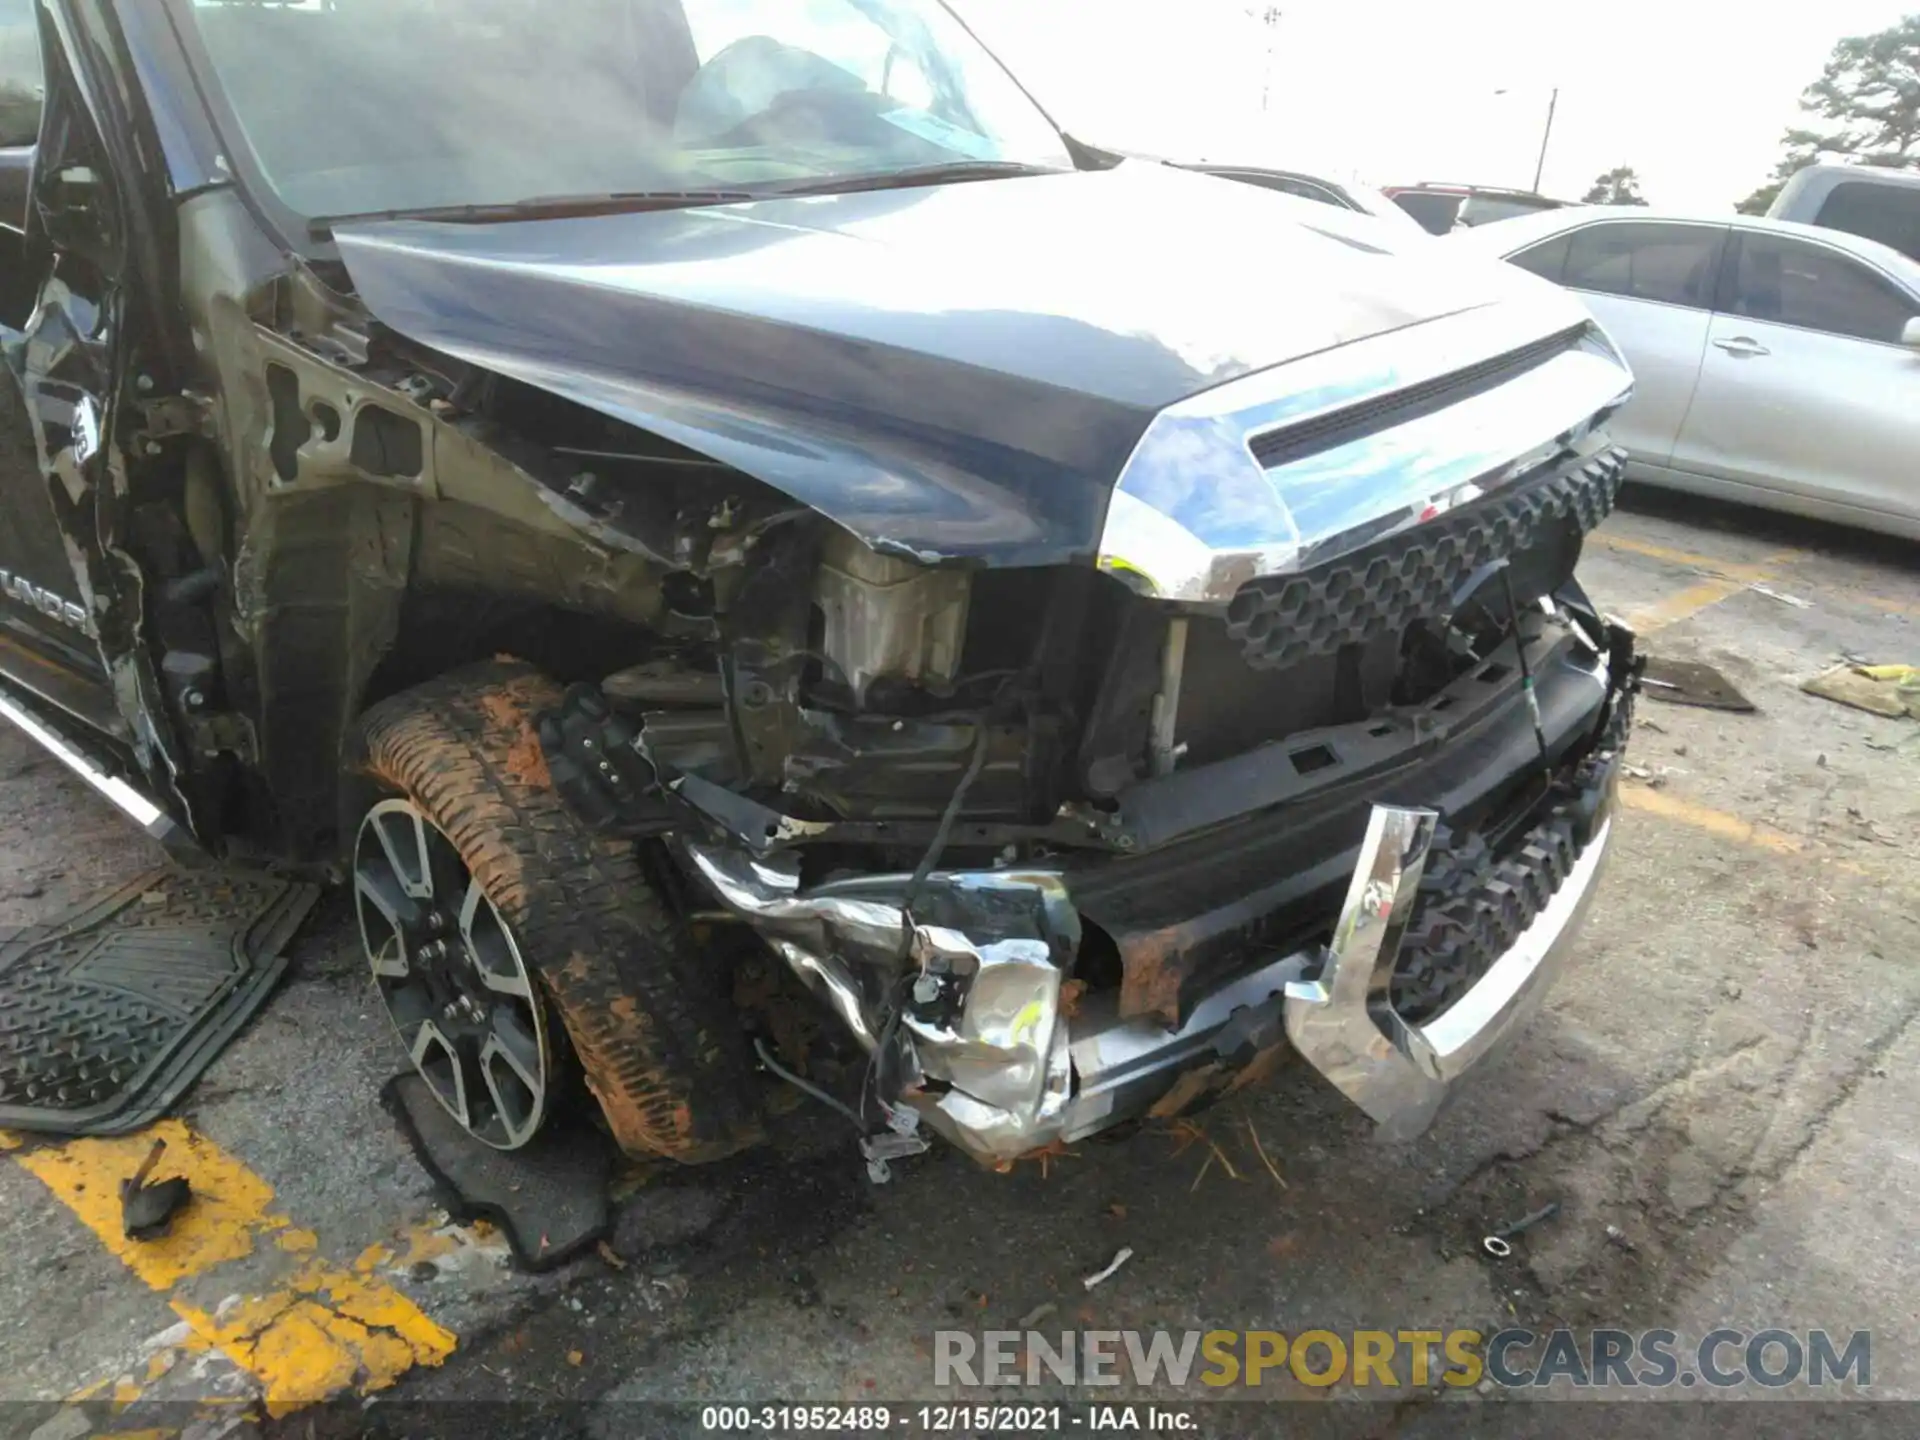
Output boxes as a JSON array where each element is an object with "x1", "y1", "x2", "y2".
[{"x1": 333, "y1": 164, "x2": 1524, "y2": 566}]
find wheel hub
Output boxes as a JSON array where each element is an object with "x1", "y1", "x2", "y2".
[{"x1": 353, "y1": 798, "x2": 553, "y2": 1149}]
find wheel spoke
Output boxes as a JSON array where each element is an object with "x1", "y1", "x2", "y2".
[
  {"x1": 409, "y1": 1020, "x2": 469, "y2": 1125},
  {"x1": 367, "y1": 935, "x2": 408, "y2": 980},
  {"x1": 481, "y1": 1011, "x2": 544, "y2": 1147},
  {"x1": 462, "y1": 878, "x2": 533, "y2": 998},
  {"x1": 353, "y1": 864, "x2": 413, "y2": 978},
  {"x1": 487, "y1": 1008, "x2": 544, "y2": 1094},
  {"x1": 372, "y1": 804, "x2": 435, "y2": 900}
]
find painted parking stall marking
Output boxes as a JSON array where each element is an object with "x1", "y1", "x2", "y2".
[{"x1": 3, "y1": 1119, "x2": 455, "y2": 1416}]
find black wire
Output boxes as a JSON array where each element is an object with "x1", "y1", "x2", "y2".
[
  {"x1": 1499, "y1": 564, "x2": 1553, "y2": 784},
  {"x1": 859, "y1": 971, "x2": 914, "y2": 1128},
  {"x1": 894, "y1": 720, "x2": 992, "y2": 962},
  {"x1": 754, "y1": 1038, "x2": 866, "y2": 1133},
  {"x1": 853, "y1": 720, "x2": 993, "y2": 1130}
]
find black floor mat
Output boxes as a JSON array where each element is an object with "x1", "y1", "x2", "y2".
[
  {"x1": 383, "y1": 1071, "x2": 612, "y2": 1271},
  {"x1": 0, "y1": 868, "x2": 317, "y2": 1134}
]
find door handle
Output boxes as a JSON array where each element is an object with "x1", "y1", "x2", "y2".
[{"x1": 1713, "y1": 336, "x2": 1770, "y2": 357}]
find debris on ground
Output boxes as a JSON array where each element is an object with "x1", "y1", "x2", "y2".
[
  {"x1": 1083, "y1": 1247, "x2": 1134, "y2": 1290},
  {"x1": 1243, "y1": 1118, "x2": 1288, "y2": 1190},
  {"x1": 1640, "y1": 658, "x2": 1755, "y2": 712},
  {"x1": 641, "y1": 1274, "x2": 692, "y2": 1312},
  {"x1": 1624, "y1": 761, "x2": 1686, "y2": 789},
  {"x1": 1844, "y1": 807, "x2": 1901, "y2": 847},
  {"x1": 1481, "y1": 1201, "x2": 1560, "y2": 1258},
  {"x1": 1748, "y1": 582, "x2": 1813, "y2": 609},
  {"x1": 1018, "y1": 1301, "x2": 1058, "y2": 1328},
  {"x1": 1801, "y1": 663, "x2": 1920, "y2": 720},
  {"x1": 384, "y1": 1071, "x2": 612, "y2": 1270},
  {"x1": 120, "y1": 1138, "x2": 191, "y2": 1240}
]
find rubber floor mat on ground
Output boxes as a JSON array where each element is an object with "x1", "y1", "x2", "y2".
[
  {"x1": 384, "y1": 1071, "x2": 612, "y2": 1270},
  {"x1": 0, "y1": 869, "x2": 318, "y2": 1134}
]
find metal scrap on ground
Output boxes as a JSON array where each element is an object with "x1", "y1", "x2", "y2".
[
  {"x1": 1639, "y1": 657, "x2": 1756, "y2": 712},
  {"x1": 1083, "y1": 1247, "x2": 1134, "y2": 1290}
]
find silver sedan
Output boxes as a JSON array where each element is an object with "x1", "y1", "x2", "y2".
[{"x1": 1450, "y1": 208, "x2": 1920, "y2": 540}]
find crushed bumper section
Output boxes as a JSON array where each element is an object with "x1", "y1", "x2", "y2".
[
  {"x1": 1283, "y1": 796, "x2": 1616, "y2": 1142},
  {"x1": 688, "y1": 628, "x2": 1631, "y2": 1164}
]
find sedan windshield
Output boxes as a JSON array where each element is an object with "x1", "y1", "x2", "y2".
[{"x1": 171, "y1": 0, "x2": 1074, "y2": 222}]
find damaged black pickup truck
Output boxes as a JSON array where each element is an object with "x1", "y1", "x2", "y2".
[{"x1": 0, "y1": 0, "x2": 1636, "y2": 1172}]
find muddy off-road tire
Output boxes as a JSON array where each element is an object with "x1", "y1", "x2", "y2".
[{"x1": 353, "y1": 659, "x2": 762, "y2": 1163}]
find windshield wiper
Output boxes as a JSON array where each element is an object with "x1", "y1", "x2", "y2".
[
  {"x1": 763, "y1": 160, "x2": 1061, "y2": 199},
  {"x1": 309, "y1": 189, "x2": 760, "y2": 238}
]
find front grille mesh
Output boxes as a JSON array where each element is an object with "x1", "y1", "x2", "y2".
[
  {"x1": 1388, "y1": 690, "x2": 1630, "y2": 1022},
  {"x1": 1223, "y1": 447, "x2": 1626, "y2": 671}
]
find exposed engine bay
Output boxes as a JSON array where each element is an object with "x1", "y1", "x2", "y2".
[{"x1": 512, "y1": 416, "x2": 1634, "y2": 1164}]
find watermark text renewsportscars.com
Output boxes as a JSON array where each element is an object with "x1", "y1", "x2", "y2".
[{"x1": 933, "y1": 1328, "x2": 1871, "y2": 1390}]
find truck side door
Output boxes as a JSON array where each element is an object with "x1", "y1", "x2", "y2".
[{"x1": 0, "y1": 0, "x2": 121, "y2": 733}]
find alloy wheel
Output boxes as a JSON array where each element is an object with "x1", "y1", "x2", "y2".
[{"x1": 353, "y1": 798, "x2": 552, "y2": 1149}]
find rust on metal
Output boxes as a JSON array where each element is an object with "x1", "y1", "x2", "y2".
[{"x1": 1115, "y1": 920, "x2": 1202, "y2": 1027}]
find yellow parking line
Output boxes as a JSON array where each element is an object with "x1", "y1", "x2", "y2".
[
  {"x1": 1620, "y1": 782, "x2": 1801, "y2": 854},
  {"x1": 13, "y1": 1122, "x2": 283, "y2": 1289},
  {"x1": 6, "y1": 1119, "x2": 454, "y2": 1416},
  {"x1": 1601, "y1": 541, "x2": 1804, "y2": 635},
  {"x1": 1594, "y1": 533, "x2": 1779, "y2": 582},
  {"x1": 1624, "y1": 576, "x2": 1750, "y2": 634},
  {"x1": 173, "y1": 1261, "x2": 456, "y2": 1417}
]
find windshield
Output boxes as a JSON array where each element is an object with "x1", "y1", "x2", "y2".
[{"x1": 171, "y1": 0, "x2": 1073, "y2": 222}]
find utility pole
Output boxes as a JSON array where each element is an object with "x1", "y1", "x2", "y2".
[
  {"x1": 1531, "y1": 87, "x2": 1559, "y2": 193},
  {"x1": 1246, "y1": 4, "x2": 1282, "y2": 112}
]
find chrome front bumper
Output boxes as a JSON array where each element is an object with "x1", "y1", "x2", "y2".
[
  {"x1": 1283, "y1": 799, "x2": 1616, "y2": 1142},
  {"x1": 694, "y1": 774, "x2": 1618, "y2": 1162}
]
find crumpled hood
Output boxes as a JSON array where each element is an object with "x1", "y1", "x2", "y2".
[{"x1": 333, "y1": 162, "x2": 1564, "y2": 567}]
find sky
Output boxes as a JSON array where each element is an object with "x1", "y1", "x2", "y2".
[{"x1": 951, "y1": 0, "x2": 1917, "y2": 211}]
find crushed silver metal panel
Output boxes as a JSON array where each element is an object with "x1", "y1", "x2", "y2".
[{"x1": 683, "y1": 843, "x2": 1078, "y2": 1164}]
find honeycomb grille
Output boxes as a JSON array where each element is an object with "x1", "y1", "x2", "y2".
[
  {"x1": 1389, "y1": 688, "x2": 1631, "y2": 1022},
  {"x1": 1224, "y1": 448, "x2": 1626, "y2": 671}
]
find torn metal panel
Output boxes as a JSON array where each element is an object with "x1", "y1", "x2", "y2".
[{"x1": 683, "y1": 841, "x2": 1079, "y2": 1163}]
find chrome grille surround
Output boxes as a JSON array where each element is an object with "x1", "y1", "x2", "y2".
[{"x1": 1096, "y1": 298, "x2": 1634, "y2": 605}]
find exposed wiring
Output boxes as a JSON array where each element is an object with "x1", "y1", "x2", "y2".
[
  {"x1": 753, "y1": 1038, "x2": 866, "y2": 1133},
  {"x1": 1499, "y1": 564, "x2": 1553, "y2": 783},
  {"x1": 857, "y1": 720, "x2": 992, "y2": 1132},
  {"x1": 858, "y1": 971, "x2": 914, "y2": 1130},
  {"x1": 895, "y1": 720, "x2": 991, "y2": 969}
]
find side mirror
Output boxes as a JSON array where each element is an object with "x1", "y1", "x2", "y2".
[{"x1": 1904, "y1": 316, "x2": 1920, "y2": 349}]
